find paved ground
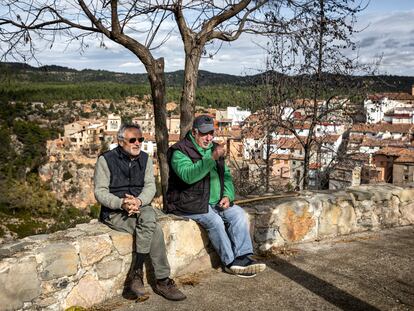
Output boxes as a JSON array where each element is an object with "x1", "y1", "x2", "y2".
[{"x1": 91, "y1": 226, "x2": 414, "y2": 311}]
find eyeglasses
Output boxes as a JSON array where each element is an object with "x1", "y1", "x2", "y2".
[{"x1": 127, "y1": 137, "x2": 145, "y2": 143}]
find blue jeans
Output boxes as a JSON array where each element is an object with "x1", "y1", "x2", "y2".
[{"x1": 181, "y1": 204, "x2": 253, "y2": 266}]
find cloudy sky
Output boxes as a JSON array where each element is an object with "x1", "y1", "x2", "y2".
[{"x1": 10, "y1": 0, "x2": 414, "y2": 76}]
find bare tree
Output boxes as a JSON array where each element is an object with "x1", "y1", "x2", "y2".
[
  {"x1": 246, "y1": 0, "x2": 370, "y2": 190},
  {"x1": 0, "y1": 0, "x2": 271, "y2": 200}
]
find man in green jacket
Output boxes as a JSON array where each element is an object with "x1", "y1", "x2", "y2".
[{"x1": 166, "y1": 115, "x2": 266, "y2": 278}]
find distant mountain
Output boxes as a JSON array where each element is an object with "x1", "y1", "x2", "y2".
[
  {"x1": 1, "y1": 62, "x2": 414, "y2": 94},
  {"x1": 0, "y1": 62, "x2": 254, "y2": 86}
]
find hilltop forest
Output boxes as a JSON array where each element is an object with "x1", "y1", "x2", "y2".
[{"x1": 1, "y1": 62, "x2": 414, "y2": 109}]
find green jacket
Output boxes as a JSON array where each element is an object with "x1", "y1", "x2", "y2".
[{"x1": 170, "y1": 133, "x2": 235, "y2": 205}]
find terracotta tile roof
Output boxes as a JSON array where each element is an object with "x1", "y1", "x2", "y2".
[
  {"x1": 351, "y1": 123, "x2": 413, "y2": 134},
  {"x1": 315, "y1": 134, "x2": 341, "y2": 144},
  {"x1": 142, "y1": 133, "x2": 155, "y2": 141},
  {"x1": 367, "y1": 93, "x2": 414, "y2": 101},
  {"x1": 349, "y1": 136, "x2": 363, "y2": 144},
  {"x1": 348, "y1": 153, "x2": 370, "y2": 162},
  {"x1": 241, "y1": 125, "x2": 265, "y2": 139},
  {"x1": 395, "y1": 155, "x2": 414, "y2": 163},
  {"x1": 269, "y1": 154, "x2": 292, "y2": 160},
  {"x1": 375, "y1": 147, "x2": 414, "y2": 157},
  {"x1": 294, "y1": 122, "x2": 312, "y2": 130},
  {"x1": 309, "y1": 163, "x2": 322, "y2": 170},
  {"x1": 273, "y1": 137, "x2": 304, "y2": 150},
  {"x1": 360, "y1": 137, "x2": 408, "y2": 148},
  {"x1": 168, "y1": 134, "x2": 180, "y2": 142}
]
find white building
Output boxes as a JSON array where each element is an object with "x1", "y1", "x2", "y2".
[
  {"x1": 106, "y1": 114, "x2": 122, "y2": 132},
  {"x1": 217, "y1": 106, "x2": 251, "y2": 126},
  {"x1": 364, "y1": 93, "x2": 414, "y2": 124}
]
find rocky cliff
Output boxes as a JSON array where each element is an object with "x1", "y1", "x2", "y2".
[{"x1": 39, "y1": 152, "x2": 97, "y2": 210}]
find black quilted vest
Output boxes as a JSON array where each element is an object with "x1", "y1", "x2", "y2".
[
  {"x1": 165, "y1": 133, "x2": 225, "y2": 215},
  {"x1": 100, "y1": 146, "x2": 148, "y2": 220}
]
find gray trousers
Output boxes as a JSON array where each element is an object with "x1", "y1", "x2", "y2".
[{"x1": 102, "y1": 205, "x2": 171, "y2": 279}]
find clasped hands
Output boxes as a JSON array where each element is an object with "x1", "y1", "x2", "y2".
[{"x1": 122, "y1": 193, "x2": 142, "y2": 216}]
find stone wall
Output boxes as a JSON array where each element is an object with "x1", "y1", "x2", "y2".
[
  {"x1": 1, "y1": 184, "x2": 414, "y2": 311},
  {"x1": 247, "y1": 184, "x2": 414, "y2": 251}
]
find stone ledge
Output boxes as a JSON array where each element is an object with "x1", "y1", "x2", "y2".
[{"x1": 1, "y1": 184, "x2": 413, "y2": 311}]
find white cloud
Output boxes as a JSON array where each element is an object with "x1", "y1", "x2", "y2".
[
  {"x1": 353, "y1": 10, "x2": 414, "y2": 75},
  {"x1": 4, "y1": 3, "x2": 411, "y2": 76}
]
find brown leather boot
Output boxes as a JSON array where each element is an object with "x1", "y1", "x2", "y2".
[
  {"x1": 154, "y1": 278, "x2": 186, "y2": 301},
  {"x1": 129, "y1": 269, "x2": 149, "y2": 302}
]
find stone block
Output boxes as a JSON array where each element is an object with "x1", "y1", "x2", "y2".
[
  {"x1": 0, "y1": 257, "x2": 41, "y2": 311},
  {"x1": 34, "y1": 296, "x2": 57, "y2": 308},
  {"x1": 255, "y1": 211, "x2": 276, "y2": 228},
  {"x1": 79, "y1": 235, "x2": 112, "y2": 267},
  {"x1": 96, "y1": 258, "x2": 123, "y2": 279},
  {"x1": 255, "y1": 228, "x2": 279, "y2": 243},
  {"x1": 0, "y1": 241, "x2": 34, "y2": 259},
  {"x1": 337, "y1": 201, "x2": 357, "y2": 235},
  {"x1": 41, "y1": 277, "x2": 70, "y2": 296},
  {"x1": 272, "y1": 199, "x2": 317, "y2": 243},
  {"x1": 161, "y1": 219, "x2": 209, "y2": 276},
  {"x1": 37, "y1": 243, "x2": 78, "y2": 280},
  {"x1": 334, "y1": 191, "x2": 354, "y2": 203},
  {"x1": 65, "y1": 275, "x2": 106, "y2": 308},
  {"x1": 76, "y1": 222, "x2": 112, "y2": 236},
  {"x1": 347, "y1": 189, "x2": 373, "y2": 201},
  {"x1": 397, "y1": 188, "x2": 414, "y2": 203},
  {"x1": 23, "y1": 234, "x2": 49, "y2": 242},
  {"x1": 399, "y1": 202, "x2": 414, "y2": 225},
  {"x1": 374, "y1": 197, "x2": 401, "y2": 227},
  {"x1": 110, "y1": 231, "x2": 133, "y2": 256},
  {"x1": 319, "y1": 201, "x2": 357, "y2": 237}
]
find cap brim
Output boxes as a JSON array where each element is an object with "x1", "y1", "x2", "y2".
[{"x1": 198, "y1": 124, "x2": 215, "y2": 133}]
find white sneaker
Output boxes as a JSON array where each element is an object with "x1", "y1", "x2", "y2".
[{"x1": 224, "y1": 266, "x2": 257, "y2": 278}]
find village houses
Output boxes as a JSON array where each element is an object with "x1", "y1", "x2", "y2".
[{"x1": 45, "y1": 89, "x2": 414, "y2": 193}]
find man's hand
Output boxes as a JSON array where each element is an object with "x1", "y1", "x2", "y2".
[
  {"x1": 122, "y1": 194, "x2": 142, "y2": 216},
  {"x1": 218, "y1": 196, "x2": 230, "y2": 209},
  {"x1": 212, "y1": 144, "x2": 226, "y2": 160}
]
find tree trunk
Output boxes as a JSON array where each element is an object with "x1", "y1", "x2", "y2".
[
  {"x1": 179, "y1": 48, "x2": 202, "y2": 139},
  {"x1": 147, "y1": 58, "x2": 169, "y2": 207},
  {"x1": 302, "y1": 145, "x2": 310, "y2": 190},
  {"x1": 265, "y1": 133, "x2": 271, "y2": 192}
]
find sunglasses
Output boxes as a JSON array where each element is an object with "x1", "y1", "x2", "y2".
[{"x1": 127, "y1": 137, "x2": 145, "y2": 143}]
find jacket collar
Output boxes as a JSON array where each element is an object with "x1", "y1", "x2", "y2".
[{"x1": 116, "y1": 145, "x2": 140, "y2": 161}]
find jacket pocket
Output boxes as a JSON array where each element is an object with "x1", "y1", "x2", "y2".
[{"x1": 178, "y1": 189, "x2": 206, "y2": 214}]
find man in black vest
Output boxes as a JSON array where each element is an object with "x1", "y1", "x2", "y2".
[
  {"x1": 94, "y1": 124, "x2": 186, "y2": 301},
  {"x1": 166, "y1": 115, "x2": 266, "y2": 278}
]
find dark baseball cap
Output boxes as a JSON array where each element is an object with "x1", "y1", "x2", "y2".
[{"x1": 193, "y1": 115, "x2": 215, "y2": 133}]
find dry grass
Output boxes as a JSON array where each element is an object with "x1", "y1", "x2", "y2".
[
  {"x1": 177, "y1": 272, "x2": 203, "y2": 286},
  {"x1": 260, "y1": 246, "x2": 300, "y2": 259}
]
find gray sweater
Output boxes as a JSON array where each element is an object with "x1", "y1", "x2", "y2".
[{"x1": 93, "y1": 154, "x2": 156, "y2": 210}]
